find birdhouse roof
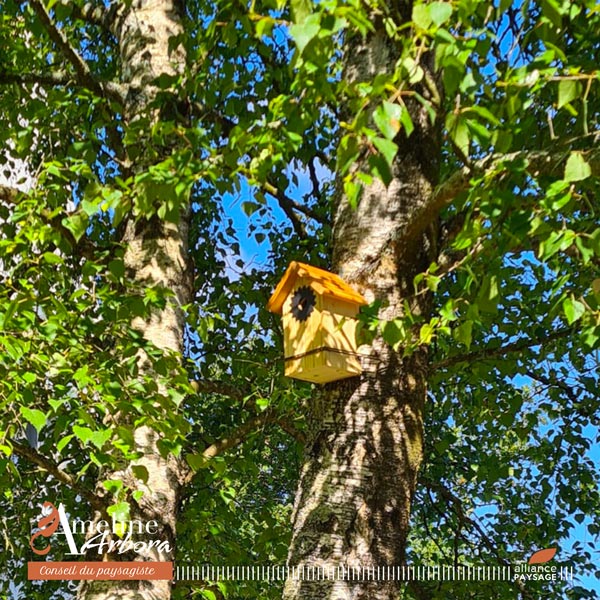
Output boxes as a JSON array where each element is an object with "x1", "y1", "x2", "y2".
[{"x1": 267, "y1": 261, "x2": 367, "y2": 314}]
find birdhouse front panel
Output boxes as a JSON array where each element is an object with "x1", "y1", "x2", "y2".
[
  {"x1": 268, "y1": 262, "x2": 367, "y2": 384},
  {"x1": 282, "y1": 277, "x2": 324, "y2": 361}
]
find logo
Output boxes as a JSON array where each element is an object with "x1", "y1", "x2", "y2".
[
  {"x1": 30, "y1": 501, "x2": 172, "y2": 557},
  {"x1": 28, "y1": 500, "x2": 173, "y2": 581},
  {"x1": 513, "y1": 547, "x2": 571, "y2": 582},
  {"x1": 528, "y1": 548, "x2": 557, "y2": 564},
  {"x1": 29, "y1": 501, "x2": 61, "y2": 556}
]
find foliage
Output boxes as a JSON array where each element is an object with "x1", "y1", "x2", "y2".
[{"x1": 0, "y1": 0, "x2": 599, "y2": 599}]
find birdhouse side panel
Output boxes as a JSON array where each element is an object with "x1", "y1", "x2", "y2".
[
  {"x1": 282, "y1": 279, "x2": 323, "y2": 359},
  {"x1": 320, "y1": 297, "x2": 360, "y2": 356},
  {"x1": 323, "y1": 349, "x2": 362, "y2": 378}
]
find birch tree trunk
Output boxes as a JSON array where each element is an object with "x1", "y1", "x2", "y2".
[
  {"x1": 78, "y1": 2, "x2": 190, "y2": 599},
  {"x1": 283, "y1": 16, "x2": 441, "y2": 600}
]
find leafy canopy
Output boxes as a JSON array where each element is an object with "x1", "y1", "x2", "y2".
[{"x1": 0, "y1": 0, "x2": 599, "y2": 598}]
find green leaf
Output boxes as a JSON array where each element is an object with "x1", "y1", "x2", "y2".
[
  {"x1": 20, "y1": 407, "x2": 47, "y2": 434},
  {"x1": 73, "y1": 425, "x2": 92, "y2": 445},
  {"x1": 81, "y1": 198, "x2": 100, "y2": 217},
  {"x1": 400, "y1": 56, "x2": 424, "y2": 84},
  {"x1": 373, "y1": 101, "x2": 402, "y2": 140},
  {"x1": 540, "y1": 0, "x2": 564, "y2": 28},
  {"x1": 445, "y1": 113, "x2": 470, "y2": 159},
  {"x1": 439, "y1": 299, "x2": 458, "y2": 322},
  {"x1": 89, "y1": 429, "x2": 112, "y2": 449},
  {"x1": 372, "y1": 137, "x2": 398, "y2": 167},
  {"x1": 382, "y1": 319, "x2": 406, "y2": 349},
  {"x1": 539, "y1": 230, "x2": 575, "y2": 260},
  {"x1": 425, "y1": 273, "x2": 441, "y2": 292},
  {"x1": 399, "y1": 106, "x2": 414, "y2": 137},
  {"x1": 429, "y1": 2, "x2": 452, "y2": 26},
  {"x1": 564, "y1": 152, "x2": 591, "y2": 182},
  {"x1": 103, "y1": 479, "x2": 124, "y2": 495},
  {"x1": 131, "y1": 465, "x2": 150, "y2": 484},
  {"x1": 242, "y1": 201, "x2": 262, "y2": 216},
  {"x1": 290, "y1": 0, "x2": 311, "y2": 23},
  {"x1": 454, "y1": 320, "x2": 473, "y2": 349},
  {"x1": 42, "y1": 252, "x2": 63, "y2": 265},
  {"x1": 255, "y1": 16, "x2": 274, "y2": 38},
  {"x1": 465, "y1": 105, "x2": 501, "y2": 126},
  {"x1": 107, "y1": 501, "x2": 130, "y2": 523},
  {"x1": 478, "y1": 275, "x2": 499, "y2": 314},
  {"x1": 563, "y1": 296, "x2": 585, "y2": 325},
  {"x1": 419, "y1": 322, "x2": 436, "y2": 344},
  {"x1": 187, "y1": 453, "x2": 210, "y2": 470},
  {"x1": 108, "y1": 259, "x2": 125, "y2": 280},
  {"x1": 466, "y1": 118, "x2": 492, "y2": 143},
  {"x1": 56, "y1": 434, "x2": 74, "y2": 453},
  {"x1": 368, "y1": 154, "x2": 393, "y2": 186},
  {"x1": 557, "y1": 79, "x2": 581, "y2": 109},
  {"x1": 256, "y1": 397, "x2": 270, "y2": 411},
  {"x1": 61, "y1": 214, "x2": 88, "y2": 242},
  {"x1": 290, "y1": 16, "x2": 320, "y2": 54},
  {"x1": 22, "y1": 372, "x2": 37, "y2": 384},
  {"x1": 412, "y1": 4, "x2": 432, "y2": 29}
]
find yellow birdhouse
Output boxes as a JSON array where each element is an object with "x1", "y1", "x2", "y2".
[{"x1": 267, "y1": 261, "x2": 368, "y2": 384}]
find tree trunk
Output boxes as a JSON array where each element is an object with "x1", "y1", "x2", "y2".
[
  {"x1": 283, "y1": 18, "x2": 441, "y2": 600},
  {"x1": 78, "y1": 2, "x2": 189, "y2": 599}
]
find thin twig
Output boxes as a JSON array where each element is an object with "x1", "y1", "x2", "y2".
[{"x1": 525, "y1": 370, "x2": 580, "y2": 405}]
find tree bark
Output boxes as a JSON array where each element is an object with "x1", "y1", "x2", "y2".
[
  {"x1": 283, "y1": 17, "x2": 441, "y2": 600},
  {"x1": 78, "y1": 2, "x2": 189, "y2": 599}
]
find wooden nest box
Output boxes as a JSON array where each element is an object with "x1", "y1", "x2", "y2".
[{"x1": 267, "y1": 261, "x2": 367, "y2": 384}]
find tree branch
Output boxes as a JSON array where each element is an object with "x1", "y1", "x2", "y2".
[
  {"x1": 270, "y1": 182, "x2": 323, "y2": 222},
  {"x1": 201, "y1": 411, "x2": 274, "y2": 460},
  {"x1": 1, "y1": 186, "x2": 97, "y2": 258},
  {"x1": 0, "y1": 184, "x2": 18, "y2": 203},
  {"x1": 430, "y1": 327, "x2": 574, "y2": 372},
  {"x1": 184, "y1": 409, "x2": 305, "y2": 484},
  {"x1": 0, "y1": 68, "x2": 125, "y2": 104},
  {"x1": 28, "y1": 0, "x2": 125, "y2": 104},
  {"x1": 275, "y1": 416, "x2": 307, "y2": 444},
  {"x1": 421, "y1": 478, "x2": 537, "y2": 600},
  {"x1": 525, "y1": 370, "x2": 580, "y2": 405},
  {"x1": 422, "y1": 478, "x2": 501, "y2": 557},
  {"x1": 55, "y1": 0, "x2": 121, "y2": 33},
  {"x1": 11, "y1": 439, "x2": 105, "y2": 513},
  {"x1": 0, "y1": 69, "x2": 73, "y2": 88},
  {"x1": 183, "y1": 411, "x2": 273, "y2": 485},
  {"x1": 412, "y1": 147, "x2": 600, "y2": 242},
  {"x1": 190, "y1": 379, "x2": 246, "y2": 402},
  {"x1": 431, "y1": 148, "x2": 600, "y2": 212},
  {"x1": 190, "y1": 378, "x2": 307, "y2": 442},
  {"x1": 264, "y1": 182, "x2": 308, "y2": 238}
]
